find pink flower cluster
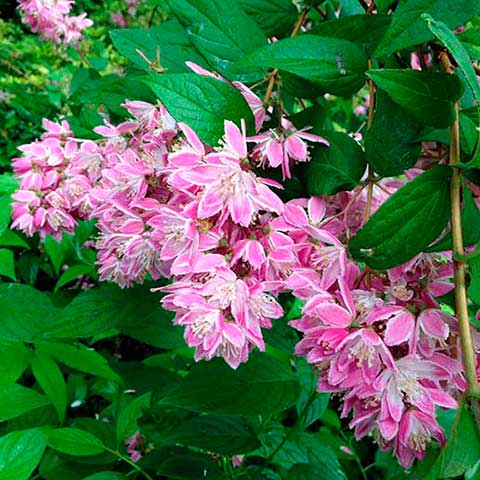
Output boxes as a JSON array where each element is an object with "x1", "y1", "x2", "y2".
[
  {"x1": 10, "y1": 62, "x2": 473, "y2": 468},
  {"x1": 17, "y1": 0, "x2": 92, "y2": 46}
]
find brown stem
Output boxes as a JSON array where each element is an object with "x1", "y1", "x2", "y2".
[{"x1": 415, "y1": 45, "x2": 428, "y2": 70}]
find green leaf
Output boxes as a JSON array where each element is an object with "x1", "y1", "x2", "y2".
[
  {"x1": 0, "y1": 284, "x2": 60, "y2": 342},
  {"x1": 0, "y1": 174, "x2": 18, "y2": 194},
  {"x1": 310, "y1": 14, "x2": 391, "y2": 56},
  {"x1": 469, "y1": 253, "x2": 480, "y2": 305},
  {"x1": 48, "y1": 428, "x2": 105, "y2": 456},
  {"x1": 37, "y1": 342, "x2": 121, "y2": 383},
  {"x1": 429, "y1": 183, "x2": 480, "y2": 251},
  {"x1": 238, "y1": 0, "x2": 297, "y2": 38},
  {"x1": 160, "y1": 351, "x2": 300, "y2": 415},
  {"x1": 0, "y1": 384, "x2": 50, "y2": 422},
  {"x1": 45, "y1": 284, "x2": 184, "y2": 349},
  {"x1": 236, "y1": 35, "x2": 368, "y2": 97},
  {"x1": 145, "y1": 73, "x2": 254, "y2": 145},
  {"x1": 0, "y1": 230, "x2": 30, "y2": 249},
  {"x1": 110, "y1": 20, "x2": 208, "y2": 73},
  {"x1": 0, "y1": 344, "x2": 31, "y2": 386},
  {"x1": 0, "y1": 249, "x2": 15, "y2": 281},
  {"x1": 304, "y1": 131, "x2": 366, "y2": 195},
  {"x1": 54, "y1": 264, "x2": 95, "y2": 291},
  {"x1": 31, "y1": 351, "x2": 67, "y2": 423},
  {"x1": 368, "y1": 69, "x2": 464, "y2": 128},
  {"x1": 82, "y1": 473, "x2": 127, "y2": 480},
  {"x1": 159, "y1": 415, "x2": 261, "y2": 454},
  {"x1": 375, "y1": 0, "x2": 480, "y2": 57},
  {"x1": 0, "y1": 429, "x2": 47, "y2": 480},
  {"x1": 349, "y1": 166, "x2": 452, "y2": 269},
  {"x1": 423, "y1": 14, "x2": 480, "y2": 103},
  {"x1": 428, "y1": 402, "x2": 480, "y2": 478},
  {"x1": 0, "y1": 196, "x2": 12, "y2": 238},
  {"x1": 365, "y1": 90, "x2": 422, "y2": 176},
  {"x1": 458, "y1": 27, "x2": 480, "y2": 61},
  {"x1": 288, "y1": 464, "x2": 329, "y2": 479},
  {"x1": 116, "y1": 392, "x2": 151, "y2": 444},
  {"x1": 44, "y1": 234, "x2": 73, "y2": 276},
  {"x1": 167, "y1": 0, "x2": 267, "y2": 79}
]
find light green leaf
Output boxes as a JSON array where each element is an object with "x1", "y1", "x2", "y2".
[
  {"x1": 31, "y1": 351, "x2": 67, "y2": 423},
  {"x1": 0, "y1": 196, "x2": 12, "y2": 238},
  {"x1": 0, "y1": 384, "x2": 50, "y2": 422},
  {"x1": 0, "y1": 343, "x2": 31, "y2": 386},
  {"x1": 0, "y1": 230, "x2": 29, "y2": 249},
  {"x1": 0, "y1": 249, "x2": 15, "y2": 281},
  {"x1": 349, "y1": 166, "x2": 452, "y2": 269},
  {"x1": 145, "y1": 73, "x2": 254, "y2": 145},
  {"x1": 48, "y1": 428, "x2": 105, "y2": 456},
  {"x1": 0, "y1": 429, "x2": 47, "y2": 480},
  {"x1": 37, "y1": 342, "x2": 121, "y2": 383}
]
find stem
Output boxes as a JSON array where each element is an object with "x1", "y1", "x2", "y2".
[
  {"x1": 263, "y1": 7, "x2": 309, "y2": 105},
  {"x1": 106, "y1": 448, "x2": 154, "y2": 480},
  {"x1": 339, "y1": 431, "x2": 368, "y2": 480},
  {"x1": 450, "y1": 102, "x2": 479, "y2": 395}
]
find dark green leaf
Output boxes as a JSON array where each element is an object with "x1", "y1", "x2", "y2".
[
  {"x1": 37, "y1": 342, "x2": 121, "y2": 383},
  {"x1": 145, "y1": 73, "x2": 254, "y2": 145},
  {"x1": 349, "y1": 166, "x2": 452, "y2": 269},
  {"x1": 236, "y1": 35, "x2": 368, "y2": 97},
  {"x1": 365, "y1": 90, "x2": 422, "y2": 176},
  {"x1": 305, "y1": 131, "x2": 366, "y2": 195},
  {"x1": 423, "y1": 14, "x2": 480, "y2": 103},
  {"x1": 48, "y1": 428, "x2": 105, "y2": 456},
  {"x1": 0, "y1": 284, "x2": 60, "y2": 342},
  {"x1": 238, "y1": 0, "x2": 297, "y2": 38},
  {"x1": 82, "y1": 473, "x2": 127, "y2": 480},
  {"x1": 160, "y1": 351, "x2": 300, "y2": 415},
  {"x1": 31, "y1": 351, "x2": 67, "y2": 423},
  {"x1": 116, "y1": 392, "x2": 151, "y2": 443},
  {"x1": 0, "y1": 429, "x2": 47, "y2": 480},
  {"x1": 458, "y1": 27, "x2": 480, "y2": 61},
  {"x1": 44, "y1": 234, "x2": 72, "y2": 276},
  {"x1": 110, "y1": 20, "x2": 208, "y2": 73},
  {"x1": 0, "y1": 249, "x2": 15, "y2": 281},
  {"x1": 167, "y1": 0, "x2": 267, "y2": 79},
  {"x1": 310, "y1": 14, "x2": 391, "y2": 56},
  {"x1": 54, "y1": 264, "x2": 95, "y2": 291},
  {"x1": 0, "y1": 196, "x2": 12, "y2": 238},
  {"x1": 469, "y1": 253, "x2": 480, "y2": 305},
  {"x1": 160, "y1": 415, "x2": 260, "y2": 454},
  {"x1": 368, "y1": 69, "x2": 464, "y2": 128},
  {"x1": 375, "y1": 0, "x2": 480, "y2": 57},
  {"x1": 0, "y1": 384, "x2": 50, "y2": 422},
  {"x1": 288, "y1": 464, "x2": 328, "y2": 479}
]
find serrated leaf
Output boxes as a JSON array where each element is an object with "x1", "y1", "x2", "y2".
[
  {"x1": 116, "y1": 392, "x2": 151, "y2": 444},
  {"x1": 145, "y1": 73, "x2": 254, "y2": 145},
  {"x1": 365, "y1": 90, "x2": 422, "y2": 176},
  {"x1": 238, "y1": 0, "x2": 297, "y2": 38},
  {"x1": 0, "y1": 429, "x2": 47, "y2": 480},
  {"x1": 375, "y1": 0, "x2": 480, "y2": 57},
  {"x1": 48, "y1": 428, "x2": 105, "y2": 456},
  {"x1": 160, "y1": 351, "x2": 300, "y2": 415},
  {"x1": 349, "y1": 166, "x2": 452, "y2": 269},
  {"x1": 236, "y1": 35, "x2": 368, "y2": 97},
  {"x1": 167, "y1": 0, "x2": 267, "y2": 79},
  {"x1": 0, "y1": 249, "x2": 15, "y2": 281},
  {"x1": 423, "y1": 14, "x2": 480, "y2": 103},
  {"x1": 37, "y1": 342, "x2": 121, "y2": 383},
  {"x1": 31, "y1": 351, "x2": 67, "y2": 423},
  {"x1": 0, "y1": 384, "x2": 50, "y2": 422},
  {"x1": 110, "y1": 20, "x2": 208, "y2": 73},
  {"x1": 368, "y1": 69, "x2": 464, "y2": 128},
  {"x1": 310, "y1": 14, "x2": 391, "y2": 56},
  {"x1": 305, "y1": 131, "x2": 366, "y2": 195}
]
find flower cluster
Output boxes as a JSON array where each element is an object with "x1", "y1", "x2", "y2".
[
  {"x1": 11, "y1": 62, "x2": 472, "y2": 468},
  {"x1": 17, "y1": 0, "x2": 92, "y2": 46}
]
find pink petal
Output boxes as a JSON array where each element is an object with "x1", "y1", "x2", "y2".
[{"x1": 384, "y1": 311, "x2": 415, "y2": 346}]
